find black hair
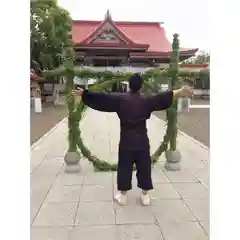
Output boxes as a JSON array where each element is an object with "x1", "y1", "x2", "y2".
[{"x1": 128, "y1": 73, "x2": 143, "y2": 93}]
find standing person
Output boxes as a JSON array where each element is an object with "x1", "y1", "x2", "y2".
[{"x1": 73, "y1": 73, "x2": 193, "y2": 206}]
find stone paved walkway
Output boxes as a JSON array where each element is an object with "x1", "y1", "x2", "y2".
[{"x1": 31, "y1": 109, "x2": 209, "y2": 240}]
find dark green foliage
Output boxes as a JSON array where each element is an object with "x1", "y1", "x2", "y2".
[
  {"x1": 168, "y1": 34, "x2": 180, "y2": 151},
  {"x1": 30, "y1": 0, "x2": 72, "y2": 73}
]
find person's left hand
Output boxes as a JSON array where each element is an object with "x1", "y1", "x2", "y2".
[{"x1": 72, "y1": 87, "x2": 84, "y2": 96}]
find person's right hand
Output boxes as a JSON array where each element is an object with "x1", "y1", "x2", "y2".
[
  {"x1": 179, "y1": 85, "x2": 194, "y2": 97},
  {"x1": 72, "y1": 87, "x2": 84, "y2": 96},
  {"x1": 173, "y1": 85, "x2": 194, "y2": 98}
]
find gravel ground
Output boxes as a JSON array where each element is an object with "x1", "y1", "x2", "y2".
[
  {"x1": 30, "y1": 104, "x2": 68, "y2": 145},
  {"x1": 154, "y1": 99, "x2": 210, "y2": 147}
]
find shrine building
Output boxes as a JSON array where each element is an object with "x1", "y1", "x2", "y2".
[{"x1": 71, "y1": 10, "x2": 198, "y2": 69}]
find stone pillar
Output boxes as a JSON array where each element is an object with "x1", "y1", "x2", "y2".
[
  {"x1": 164, "y1": 149, "x2": 182, "y2": 171},
  {"x1": 32, "y1": 82, "x2": 42, "y2": 113},
  {"x1": 64, "y1": 152, "x2": 82, "y2": 173},
  {"x1": 34, "y1": 97, "x2": 42, "y2": 113},
  {"x1": 53, "y1": 82, "x2": 65, "y2": 106},
  {"x1": 177, "y1": 97, "x2": 190, "y2": 113}
]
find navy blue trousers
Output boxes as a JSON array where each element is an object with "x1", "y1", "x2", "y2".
[{"x1": 117, "y1": 148, "x2": 153, "y2": 191}]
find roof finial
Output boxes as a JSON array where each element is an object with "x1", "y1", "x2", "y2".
[{"x1": 105, "y1": 9, "x2": 112, "y2": 19}]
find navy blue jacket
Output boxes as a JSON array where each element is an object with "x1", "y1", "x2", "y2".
[{"x1": 82, "y1": 90, "x2": 173, "y2": 150}]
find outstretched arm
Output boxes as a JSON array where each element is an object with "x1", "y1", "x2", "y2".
[
  {"x1": 81, "y1": 90, "x2": 120, "y2": 112},
  {"x1": 147, "y1": 91, "x2": 174, "y2": 112},
  {"x1": 148, "y1": 86, "x2": 193, "y2": 112}
]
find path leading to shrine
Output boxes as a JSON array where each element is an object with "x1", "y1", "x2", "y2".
[
  {"x1": 31, "y1": 109, "x2": 209, "y2": 240},
  {"x1": 80, "y1": 108, "x2": 168, "y2": 164},
  {"x1": 80, "y1": 108, "x2": 209, "y2": 163},
  {"x1": 30, "y1": 99, "x2": 209, "y2": 148}
]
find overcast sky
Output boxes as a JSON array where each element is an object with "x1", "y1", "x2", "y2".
[{"x1": 58, "y1": 0, "x2": 209, "y2": 51}]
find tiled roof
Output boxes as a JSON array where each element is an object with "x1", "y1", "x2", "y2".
[{"x1": 72, "y1": 18, "x2": 198, "y2": 56}]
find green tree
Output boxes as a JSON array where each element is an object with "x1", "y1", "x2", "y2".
[
  {"x1": 183, "y1": 51, "x2": 210, "y2": 64},
  {"x1": 30, "y1": 0, "x2": 72, "y2": 73}
]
